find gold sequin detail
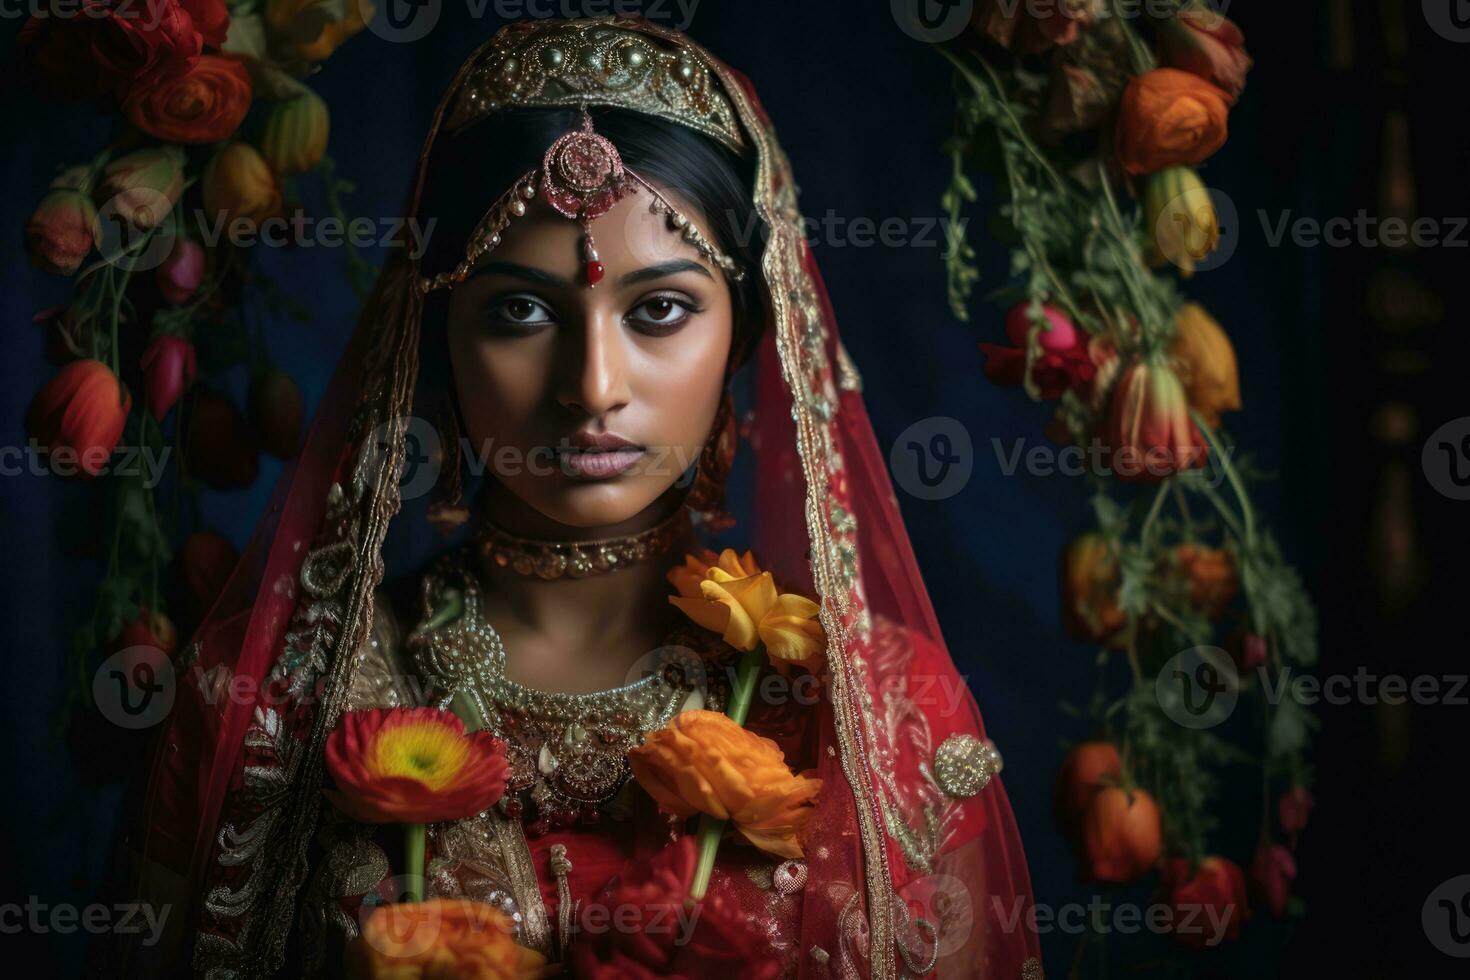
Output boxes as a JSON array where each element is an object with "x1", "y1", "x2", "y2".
[{"x1": 933, "y1": 734, "x2": 1004, "y2": 799}]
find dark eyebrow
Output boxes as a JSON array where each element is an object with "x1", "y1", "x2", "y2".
[
  {"x1": 466, "y1": 261, "x2": 572, "y2": 288},
  {"x1": 617, "y1": 259, "x2": 714, "y2": 287}
]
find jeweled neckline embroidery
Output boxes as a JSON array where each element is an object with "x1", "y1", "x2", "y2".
[{"x1": 408, "y1": 560, "x2": 728, "y2": 836}]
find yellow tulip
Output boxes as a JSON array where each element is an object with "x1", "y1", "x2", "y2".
[
  {"x1": 260, "y1": 89, "x2": 330, "y2": 175},
  {"x1": 1144, "y1": 165, "x2": 1218, "y2": 277},
  {"x1": 202, "y1": 143, "x2": 282, "y2": 235},
  {"x1": 1170, "y1": 302, "x2": 1241, "y2": 427}
]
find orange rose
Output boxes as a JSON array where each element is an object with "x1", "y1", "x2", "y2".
[
  {"x1": 1116, "y1": 68, "x2": 1230, "y2": 176},
  {"x1": 325, "y1": 708, "x2": 510, "y2": 824},
  {"x1": 123, "y1": 54, "x2": 253, "y2": 144},
  {"x1": 629, "y1": 710, "x2": 821, "y2": 860},
  {"x1": 346, "y1": 899, "x2": 551, "y2": 980}
]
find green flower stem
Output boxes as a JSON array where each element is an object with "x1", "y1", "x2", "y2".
[
  {"x1": 688, "y1": 644, "x2": 765, "y2": 901},
  {"x1": 404, "y1": 822, "x2": 426, "y2": 903}
]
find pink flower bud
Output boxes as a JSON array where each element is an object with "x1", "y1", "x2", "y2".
[
  {"x1": 1250, "y1": 843, "x2": 1297, "y2": 919},
  {"x1": 1105, "y1": 358, "x2": 1208, "y2": 481},
  {"x1": 26, "y1": 189, "x2": 97, "y2": 275},
  {"x1": 157, "y1": 239, "x2": 206, "y2": 305},
  {"x1": 97, "y1": 146, "x2": 186, "y2": 230},
  {"x1": 141, "y1": 334, "x2": 198, "y2": 421}
]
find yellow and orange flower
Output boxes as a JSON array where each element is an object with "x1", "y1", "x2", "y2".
[
  {"x1": 628, "y1": 709, "x2": 821, "y2": 860},
  {"x1": 346, "y1": 899, "x2": 551, "y2": 980},
  {"x1": 667, "y1": 548, "x2": 826, "y2": 675},
  {"x1": 325, "y1": 708, "x2": 509, "y2": 824}
]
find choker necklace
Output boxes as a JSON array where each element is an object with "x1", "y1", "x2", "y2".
[{"x1": 477, "y1": 508, "x2": 692, "y2": 580}]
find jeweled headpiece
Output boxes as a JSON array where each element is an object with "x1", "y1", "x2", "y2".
[{"x1": 419, "y1": 22, "x2": 747, "y2": 294}]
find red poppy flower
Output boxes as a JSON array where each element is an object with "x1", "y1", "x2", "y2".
[{"x1": 324, "y1": 708, "x2": 510, "y2": 824}]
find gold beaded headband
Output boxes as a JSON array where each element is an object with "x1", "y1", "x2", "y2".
[{"x1": 420, "y1": 108, "x2": 743, "y2": 294}]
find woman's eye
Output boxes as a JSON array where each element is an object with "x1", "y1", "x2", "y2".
[
  {"x1": 627, "y1": 295, "x2": 697, "y2": 333},
  {"x1": 487, "y1": 296, "x2": 555, "y2": 329}
]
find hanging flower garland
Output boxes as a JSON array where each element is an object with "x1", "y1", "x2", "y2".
[
  {"x1": 17, "y1": 0, "x2": 377, "y2": 725},
  {"x1": 937, "y1": 0, "x2": 1317, "y2": 966}
]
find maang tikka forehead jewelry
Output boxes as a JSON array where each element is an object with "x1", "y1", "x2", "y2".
[{"x1": 419, "y1": 107, "x2": 744, "y2": 294}]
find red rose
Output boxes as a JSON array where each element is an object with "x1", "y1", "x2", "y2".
[
  {"x1": 181, "y1": 0, "x2": 229, "y2": 48},
  {"x1": 123, "y1": 54, "x2": 252, "y2": 143},
  {"x1": 1161, "y1": 856, "x2": 1249, "y2": 948},
  {"x1": 979, "y1": 303, "x2": 1096, "y2": 400},
  {"x1": 90, "y1": 0, "x2": 203, "y2": 89},
  {"x1": 1249, "y1": 843, "x2": 1297, "y2": 919},
  {"x1": 27, "y1": 359, "x2": 132, "y2": 478},
  {"x1": 571, "y1": 836, "x2": 783, "y2": 979}
]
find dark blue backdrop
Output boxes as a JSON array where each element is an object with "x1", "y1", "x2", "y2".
[{"x1": 3, "y1": 2, "x2": 1462, "y2": 977}]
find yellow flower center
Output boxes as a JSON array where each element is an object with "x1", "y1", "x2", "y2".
[{"x1": 367, "y1": 721, "x2": 469, "y2": 791}]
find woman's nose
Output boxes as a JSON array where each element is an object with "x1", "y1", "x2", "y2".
[{"x1": 557, "y1": 308, "x2": 631, "y2": 418}]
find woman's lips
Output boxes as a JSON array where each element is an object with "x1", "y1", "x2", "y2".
[{"x1": 558, "y1": 447, "x2": 645, "y2": 479}]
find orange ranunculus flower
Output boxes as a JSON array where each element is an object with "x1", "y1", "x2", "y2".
[
  {"x1": 1170, "y1": 303, "x2": 1240, "y2": 428},
  {"x1": 668, "y1": 549, "x2": 826, "y2": 674},
  {"x1": 346, "y1": 899, "x2": 552, "y2": 980},
  {"x1": 629, "y1": 710, "x2": 821, "y2": 860},
  {"x1": 1060, "y1": 533, "x2": 1127, "y2": 644},
  {"x1": 1174, "y1": 544, "x2": 1238, "y2": 619},
  {"x1": 123, "y1": 54, "x2": 253, "y2": 144},
  {"x1": 325, "y1": 708, "x2": 510, "y2": 824},
  {"x1": 1116, "y1": 68, "x2": 1231, "y2": 176}
]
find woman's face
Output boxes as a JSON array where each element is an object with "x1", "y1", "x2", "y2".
[{"x1": 446, "y1": 185, "x2": 735, "y2": 534}]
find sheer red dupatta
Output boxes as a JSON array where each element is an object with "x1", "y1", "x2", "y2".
[
  {"x1": 722, "y1": 56, "x2": 1042, "y2": 979},
  {"x1": 112, "y1": 19, "x2": 1041, "y2": 979}
]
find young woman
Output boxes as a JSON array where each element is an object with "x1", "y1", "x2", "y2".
[{"x1": 113, "y1": 17, "x2": 1040, "y2": 979}]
